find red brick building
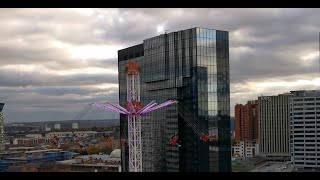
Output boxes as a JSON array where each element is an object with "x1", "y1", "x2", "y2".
[{"x1": 234, "y1": 100, "x2": 259, "y2": 141}]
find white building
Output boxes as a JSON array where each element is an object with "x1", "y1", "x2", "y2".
[
  {"x1": 46, "y1": 132, "x2": 73, "y2": 138},
  {"x1": 13, "y1": 137, "x2": 51, "y2": 145},
  {"x1": 45, "y1": 124, "x2": 51, "y2": 132},
  {"x1": 72, "y1": 123, "x2": 79, "y2": 129},
  {"x1": 232, "y1": 140, "x2": 258, "y2": 158},
  {"x1": 290, "y1": 90, "x2": 320, "y2": 171},
  {"x1": 56, "y1": 149, "x2": 121, "y2": 172},
  {"x1": 54, "y1": 124, "x2": 61, "y2": 130},
  {"x1": 46, "y1": 131, "x2": 97, "y2": 138},
  {"x1": 25, "y1": 134, "x2": 42, "y2": 138}
]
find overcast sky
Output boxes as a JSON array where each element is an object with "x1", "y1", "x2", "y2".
[{"x1": 0, "y1": 8, "x2": 319, "y2": 123}]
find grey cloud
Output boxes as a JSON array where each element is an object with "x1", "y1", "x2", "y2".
[
  {"x1": 0, "y1": 69, "x2": 118, "y2": 87},
  {"x1": 1, "y1": 8, "x2": 319, "y2": 122}
]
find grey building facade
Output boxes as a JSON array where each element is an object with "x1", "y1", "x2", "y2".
[
  {"x1": 290, "y1": 90, "x2": 320, "y2": 170},
  {"x1": 118, "y1": 27, "x2": 231, "y2": 172},
  {"x1": 258, "y1": 94, "x2": 291, "y2": 159}
]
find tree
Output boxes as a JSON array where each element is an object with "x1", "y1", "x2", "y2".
[{"x1": 59, "y1": 144, "x2": 70, "y2": 150}]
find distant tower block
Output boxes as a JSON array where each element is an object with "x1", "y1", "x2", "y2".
[
  {"x1": 0, "y1": 103, "x2": 5, "y2": 152},
  {"x1": 45, "y1": 127, "x2": 51, "y2": 132},
  {"x1": 54, "y1": 124, "x2": 61, "y2": 130},
  {"x1": 72, "y1": 123, "x2": 79, "y2": 129}
]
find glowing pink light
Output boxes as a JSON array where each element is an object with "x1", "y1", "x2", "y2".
[{"x1": 90, "y1": 100, "x2": 178, "y2": 116}]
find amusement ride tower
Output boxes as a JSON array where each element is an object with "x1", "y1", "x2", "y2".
[{"x1": 90, "y1": 60, "x2": 178, "y2": 172}]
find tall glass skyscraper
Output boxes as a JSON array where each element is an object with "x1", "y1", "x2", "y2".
[{"x1": 118, "y1": 27, "x2": 231, "y2": 172}]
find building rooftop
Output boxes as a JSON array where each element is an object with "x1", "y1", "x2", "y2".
[
  {"x1": 251, "y1": 162, "x2": 293, "y2": 172},
  {"x1": 9, "y1": 147, "x2": 35, "y2": 151},
  {"x1": 73, "y1": 131, "x2": 97, "y2": 134},
  {"x1": 47, "y1": 132, "x2": 72, "y2": 135},
  {"x1": 25, "y1": 149, "x2": 62, "y2": 154},
  {"x1": 290, "y1": 90, "x2": 320, "y2": 97}
]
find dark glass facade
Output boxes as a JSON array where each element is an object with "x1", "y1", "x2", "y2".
[{"x1": 118, "y1": 27, "x2": 231, "y2": 172}]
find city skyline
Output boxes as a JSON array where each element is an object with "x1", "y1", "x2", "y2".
[{"x1": 0, "y1": 8, "x2": 320, "y2": 122}]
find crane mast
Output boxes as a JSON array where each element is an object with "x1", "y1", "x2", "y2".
[{"x1": 126, "y1": 60, "x2": 142, "y2": 172}]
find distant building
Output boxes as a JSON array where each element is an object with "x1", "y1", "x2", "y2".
[
  {"x1": 0, "y1": 103, "x2": 5, "y2": 152},
  {"x1": 25, "y1": 134, "x2": 42, "y2": 138},
  {"x1": 73, "y1": 131, "x2": 97, "y2": 138},
  {"x1": 56, "y1": 149, "x2": 121, "y2": 172},
  {"x1": 72, "y1": 123, "x2": 79, "y2": 130},
  {"x1": 54, "y1": 124, "x2": 61, "y2": 130},
  {"x1": 290, "y1": 90, "x2": 320, "y2": 171},
  {"x1": 8, "y1": 147, "x2": 35, "y2": 152},
  {"x1": 46, "y1": 131, "x2": 97, "y2": 138},
  {"x1": 233, "y1": 100, "x2": 259, "y2": 158},
  {"x1": 232, "y1": 140, "x2": 258, "y2": 158},
  {"x1": 13, "y1": 137, "x2": 51, "y2": 146},
  {"x1": 46, "y1": 132, "x2": 73, "y2": 138},
  {"x1": 0, "y1": 149, "x2": 75, "y2": 172},
  {"x1": 45, "y1": 124, "x2": 51, "y2": 132},
  {"x1": 235, "y1": 100, "x2": 259, "y2": 141},
  {"x1": 259, "y1": 93, "x2": 291, "y2": 160}
]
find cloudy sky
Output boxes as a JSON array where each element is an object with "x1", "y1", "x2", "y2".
[{"x1": 0, "y1": 8, "x2": 319, "y2": 123}]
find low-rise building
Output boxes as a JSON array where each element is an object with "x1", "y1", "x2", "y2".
[
  {"x1": 13, "y1": 137, "x2": 51, "y2": 145},
  {"x1": 46, "y1": 131, "x2": 97, "y2": 138},
  {"x1": 56, "y1": 149, "x2": 121, "y2": 172},
  {"x1": 72, "y1": 123, "x2": 79, "y2": 129},
  {"x1": 25, "y1": 134, "x2": 43, "y2": 138},
  {"x1": 233, "y1": 140, "x2": 258, "y2": 158},
  {"x1": 54, "y1": 124, "x2": 61, "y2": 130},
  {"x1": 73, "y1": 131, "x2": 97, "y2": 138},
  {"x1": 46, "y1": 132, "x2": 73, "y2": 138}
]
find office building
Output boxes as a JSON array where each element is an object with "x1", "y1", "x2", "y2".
[
  {"x1": 232, "y1": 140, "x2": 258, "y2": 158},
  {"x1": 258, "y1": 93, "x2": 291, "y2": 160},
  {"x1": 118, "y1": 27, "x2": 230, "y2": 172},
  {"x1": 233, "y1": 100, "x2": 259, "y2": 158},
  {"x1": 235, "y1": 100, "x2": 259, "y2": 141},
  {"x1": 0, "y1": 103, "x2": 4, "y2": 152},
  {"x1": 290, "y1": 90, "x2": 320, "y2": 171}
]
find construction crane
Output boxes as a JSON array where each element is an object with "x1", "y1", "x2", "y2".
[{"x1": 89, "y1": 60, "x2": 177, "y2": 172}]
